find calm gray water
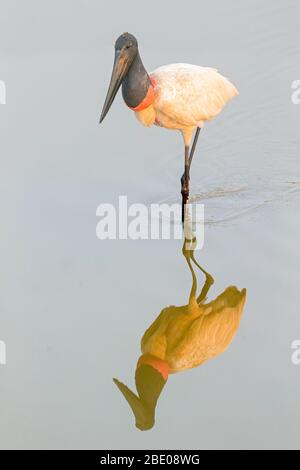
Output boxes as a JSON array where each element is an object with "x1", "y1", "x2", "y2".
[{"x1": 0, "y1": 0, "x2": 299, "y2": 449}]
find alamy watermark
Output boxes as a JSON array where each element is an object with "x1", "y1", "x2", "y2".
[
  {"x1": 291, "y1": 340, "x2": 300, "y2": 365},
  {"x1": 0, "y1": 340, "x2": 6, "y2": 365},
  {"x1": 291, "y1": 80, "x2": 300, "y2": 104},
  {"x1": 0, "y1": 80, "x2": 6, "y2": 104},
  {"x1": 96, "y1": 196, "x2": 204, "y2": 249}
]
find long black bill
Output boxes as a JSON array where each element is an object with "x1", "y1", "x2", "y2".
[{"x1": 99, "y1": 49, "x2": 131, "y2": 123}]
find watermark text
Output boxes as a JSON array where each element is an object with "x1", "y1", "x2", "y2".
[
  {"x1": 291, "y1": 340, "x2": 300, "y2": 365},
  {"x1": 0, "y1": 340, "x2": 6, "y2": 365},
  {"x1": 291, "y1": 80, "x2": 300, "y2": 104},
  {"x1": 96, "y1": 196, "x2": 204, "y2": 248},
  {"x1": 0, "y1": 80, "x2": 6, "y2": 104}
]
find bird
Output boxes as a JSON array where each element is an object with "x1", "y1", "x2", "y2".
[
  {"x1": 113, "y1": 231, "x2": 247, "y2": 431},
  {"x1": 100, "y1": 32, "x2": 238, "y2": 221}
]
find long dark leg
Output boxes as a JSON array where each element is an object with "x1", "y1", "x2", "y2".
[
  {"x1": 181, "y1": 127, "x2": 201, "y2": 223},
  {"x1": 181, "y1": 145, "x2": 190, "y2": 222},
  {"x1": 188, "y1": 127, "x2": 201, "y2": 171}
]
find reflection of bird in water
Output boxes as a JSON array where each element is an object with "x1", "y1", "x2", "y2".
[{"x1": 114, "y1": 236, "x2": 246, "y2": 431}]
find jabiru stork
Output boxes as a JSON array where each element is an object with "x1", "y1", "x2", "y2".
[{"x1": 100, "y1": 33, "x2": 238, "y2": 221}]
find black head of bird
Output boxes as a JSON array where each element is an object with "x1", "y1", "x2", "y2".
[{"x1": 100, "y1": 32, "x2": 153, "y2": 123}]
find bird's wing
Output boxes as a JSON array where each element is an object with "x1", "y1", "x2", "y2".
[
  {"x1": 151, "y1": 63, "x2": 238, "y2": 127},
  {"x1": 168, "y1": 287, "x2": 246, "y2": 371},
  {"x1": 141, "y1": 305, "x2": 188, "y2": 359},
  {"x1": 140, "y1": 307, "x2": 170, "y2": 357}
]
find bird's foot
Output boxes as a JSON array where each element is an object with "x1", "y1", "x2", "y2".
[
  {"x1": 181, "y1": 173, "x2": 190, "y2": 187},
  {"x1": 181, "y1": 175, "x2": 190, "y2": 224},
  {"x1": 181, "y1": 174, "x2": 190, "y2": 200}
]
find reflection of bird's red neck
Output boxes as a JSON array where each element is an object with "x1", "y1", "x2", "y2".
[{"x1": 137, "y1": 353, "x2": 169, "y2": 380}]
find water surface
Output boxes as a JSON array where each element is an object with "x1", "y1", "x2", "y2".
[{"x1": 0, "y1": 0, "x2": 299, "y2": 449}]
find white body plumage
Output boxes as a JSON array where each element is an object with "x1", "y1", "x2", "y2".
[{"x1": 135, "y1": 63, "x2": 238, "y2": 145}]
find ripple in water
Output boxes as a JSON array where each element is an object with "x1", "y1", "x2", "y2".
[{"x1": 150, "y1": 179, "x2": 300, "y2": 226}]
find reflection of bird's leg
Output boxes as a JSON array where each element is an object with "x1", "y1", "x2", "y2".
[
  {"x1": 185, "y1": 254, "x2": 198, "y2": 305},
  {"x1": 191, "y1": 252, "x2": 214, "y2": 283},
  {"x1": 182, "y1": 235, "x2": 198, "y2": 303},
  {"x1": 182, "y1": 235, "x2": 214, "y2": 305},
  {"x1": 190, "y1": 253, "x2": 214, "y2": 304}
]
